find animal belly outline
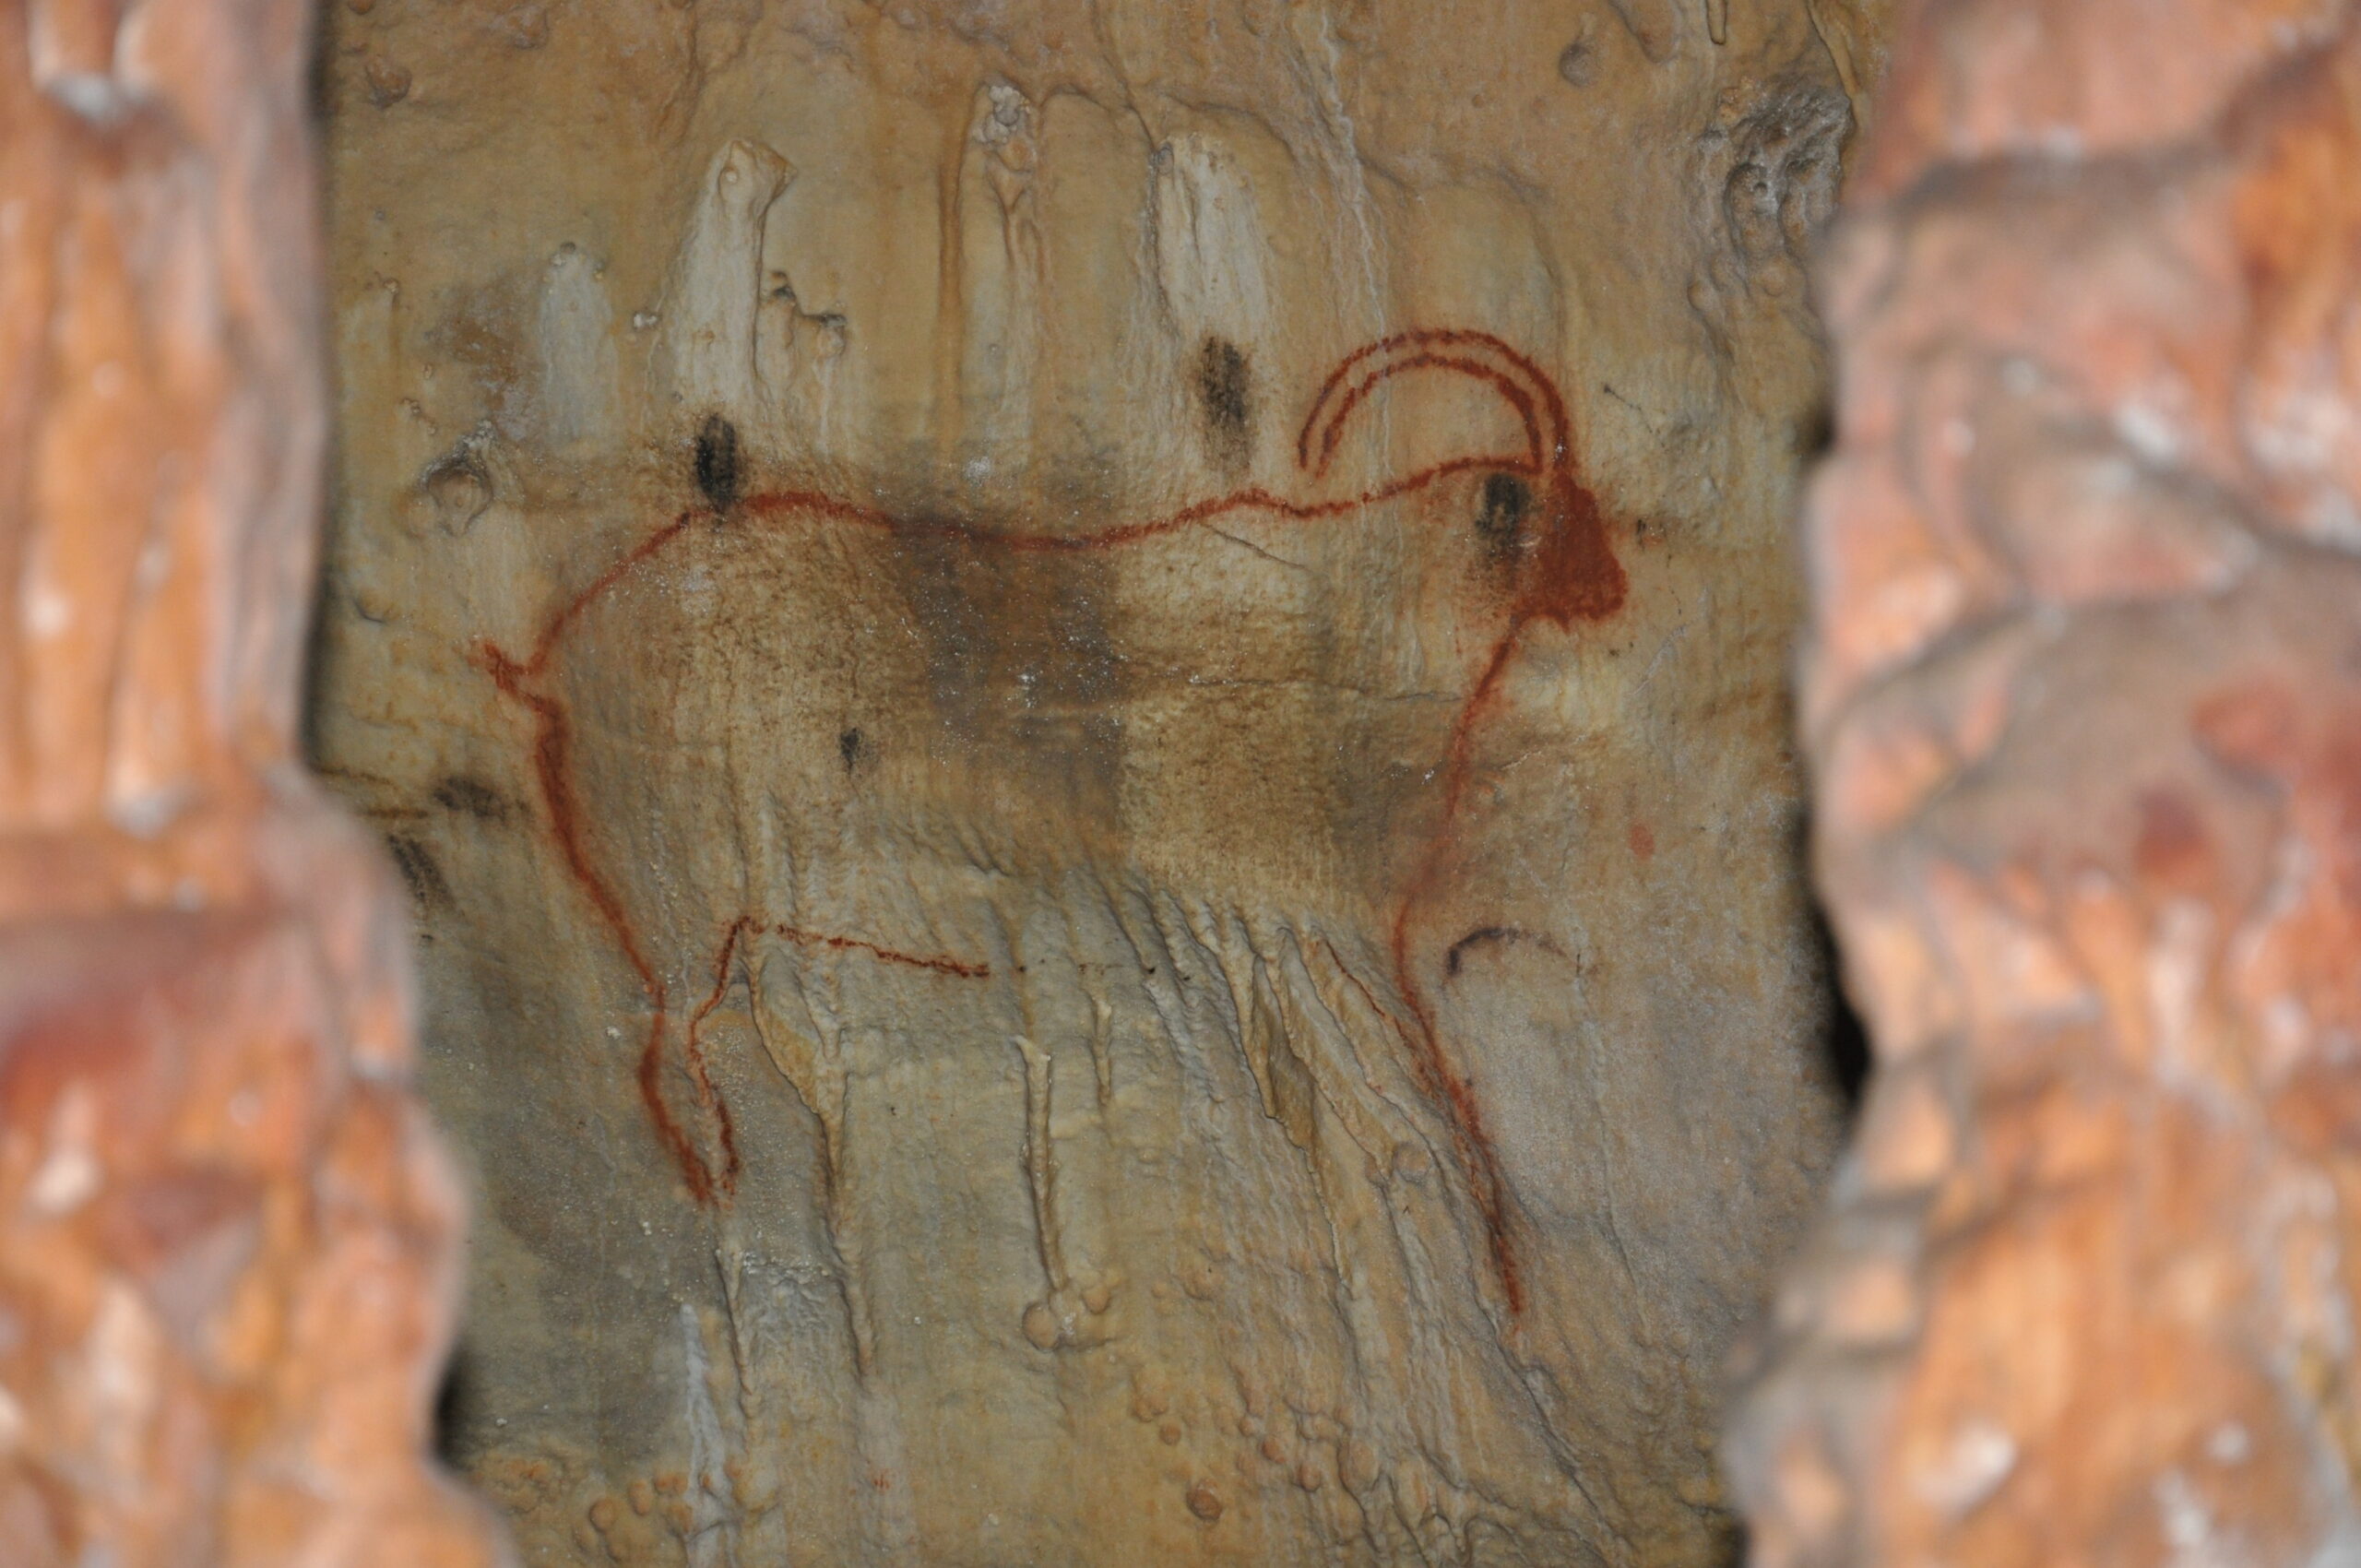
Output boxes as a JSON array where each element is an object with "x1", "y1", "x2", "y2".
[{"x1": 477, "y1": 328, "x2": 1628, "y2": 1316}]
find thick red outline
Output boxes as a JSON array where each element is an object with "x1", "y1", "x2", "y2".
[{"x1": 478, "y1": 329, "x2": 1627, "y2": 1312}]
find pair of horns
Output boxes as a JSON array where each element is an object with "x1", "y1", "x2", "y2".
[{"x1": 1294, "y1": 328, "x2": 1573, "y2": 481}]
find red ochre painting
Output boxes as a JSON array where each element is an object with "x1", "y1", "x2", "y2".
[{"x1": 478, "y1": 328, "x2": 1628, "y2": 1315}]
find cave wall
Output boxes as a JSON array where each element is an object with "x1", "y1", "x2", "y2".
[{"x1": 307, "y1": 2, "x2": 1885, "y2": 1562}]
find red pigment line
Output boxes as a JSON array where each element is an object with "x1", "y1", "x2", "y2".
[
  {"x1": 1388, "y1": 624, "x2": 1531, "y2": 1313},
  {"x1": 671, "y1": 916, "x2": 991, "y2": 1197},
  {"x1": 477, "y1": 637, "x2": 726, "y2": 1203},
  {"x1": 1302, "y1": 331, "x2": 1619, "y2": 1318},
  {"x1": 769, "y1": 923, "x2": 991, "y2": 979},
  {"x1": 527, "y1": 510, "x2": 704, "y2": 675},
  {"x1": 677, "y1": 912, "x2": 987, "y2": 1182},
  {"x1": 1299, "y1": 329, "x2": 1572, "y2": 471},
  {"x1": 673, "y1": 917, "x2": 750, "y2": 1195},
  {"x1": 481, "y1": 330, "x2": 1627, "y2": 1319},
  {"x1": 1311, "y1": 356, "x2": 1545, "y2": 479},
  {"x1": 1293, "y1": 330, "x2": 1618, "y2": 1317},
  {"x1": 731, "y1": 454, "x2": 1539, "y2": 558}
]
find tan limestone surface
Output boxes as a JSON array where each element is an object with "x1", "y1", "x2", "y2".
[
  {"x1": 309, "y1": 1, "x2": 1882, "y2": 1562},
  {"x1": 0, "y1": 0, "x2": 504, "y2": 1562},
  {"x1": 1731, "y1": 1, "x2": 2361, "y2": 1562}
]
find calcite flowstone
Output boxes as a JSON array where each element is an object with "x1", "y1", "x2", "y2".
[
  {"x1": 311, "y1": 1, "x2": 1879, "y2": 1562},
  {"x1": 0, "y1": 0, "x2": 503, "y2": 1562},
  {"x1": 1731, "y1": 1, "x2": 2361, "y2": 1562}
]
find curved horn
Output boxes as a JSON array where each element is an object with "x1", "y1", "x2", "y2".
[{"x1": 1296, "y1": 329, "x2": 1573, "y2": 481}]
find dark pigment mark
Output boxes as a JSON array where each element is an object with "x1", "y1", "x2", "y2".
[
  {"x1": 1199, "y1": 336, "x2": 1254, "y2": 470},
  {"x1": 1475, "y1": 472, "x2": 1531, "y2": 568},
  {"x1": 388, "y1": 834, "x2": 453, "y2": 911},
  {"x1": 838, "y1": 729, "x2": 865, "y2": 771},
  {"x1": 478, "y1": 329, "x2": 1629, "y2": 1313},
  {"x1": 433, "y1": 774, "x2": 512, "y2": 823},
  {"x1": 694, "y1": 414, "x2": 742, "y2": 512},
  {"x1": 1442, "y1": 925, "x2": 1566, "y2": 980},
  {"x1": 896, "y1": 529, "x2": 1125, "y2": 823}
]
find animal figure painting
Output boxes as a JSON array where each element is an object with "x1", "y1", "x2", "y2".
[{"x1": 479, "y1": 328, "x2": 1628, "y2": 1315}]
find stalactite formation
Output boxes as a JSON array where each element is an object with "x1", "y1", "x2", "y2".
[
  {"x1": 0, "y1": 0, "x2": 503, "y2": 1562},
  {"x1": 1731, "y1": 1, "x2": 2361, "y2": 1562}
]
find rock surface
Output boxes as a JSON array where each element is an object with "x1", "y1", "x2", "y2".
[
  {"x1": 1730, "y1": 1, "x2": 2361, "y2": 1562},
  {"x1": 0, "y1": 0, "x2": 503, "y2": 1562},
  {"x1": 309, "y1": 2, "x2": 1879, "y2": 1562}
]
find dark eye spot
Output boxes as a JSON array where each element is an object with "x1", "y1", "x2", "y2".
[
  {"x1": 694, "y1": 414, "x2": 742, "y2": 512},
  {"x1": 1475, "y1": 473, "x2": 1531, "y2": 566}
]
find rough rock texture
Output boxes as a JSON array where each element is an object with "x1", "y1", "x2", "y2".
[
  {"x1": 1730, "y1": 2, "x2": 2361, "y2": 1562},
  {"x1": 309, "y1": 2, "x2": 1879, "y2": 1562},
  {"x1": 0, "y1": 0, "x2": 503, "y2": 1562}
]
